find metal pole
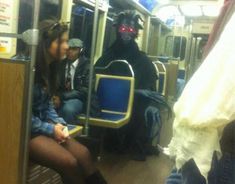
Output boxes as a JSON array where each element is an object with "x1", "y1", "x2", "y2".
[
  {"x1": 21, "y1": 0, "x2": 40, "y2": 183},
  {"x1": 85, "y1": 0, "x2": 100, "y2": 136}
]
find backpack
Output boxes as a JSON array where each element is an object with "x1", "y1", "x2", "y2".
[{"x1": 144, "y1": 106, "x2": 162, "y2": 145}]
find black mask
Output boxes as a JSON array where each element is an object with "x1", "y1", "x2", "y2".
[{"x1": 117, "y1": 19, "x2": 137, "y2": 45}]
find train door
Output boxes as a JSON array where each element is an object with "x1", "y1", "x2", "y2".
[
  {"x1": 186, "y1": 20, "x2": 213, "y2": 79},
  {"x1": 186, "y1": 34, "x2": 208, "y2": 79}
]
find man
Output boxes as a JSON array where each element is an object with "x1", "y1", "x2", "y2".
[{"x1": 53, "y1": 38, "x2": 91, "y2": 123}]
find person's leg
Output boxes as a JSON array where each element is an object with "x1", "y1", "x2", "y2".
[
  {"x1": 62, "y1": 138, "x2": 95, "y2": 176},
  {"x1": 59, "y1": 99, "x2": 83, "y2": 123},
  {"x1": 165, "y1": 168, "x2": 182, "y2": 184},
  {"x1": 130, "y1": 96, "x2": 149, "y2": 161},
  {"x1": 63, "y1": 138, "x2": 107, "y2": 184},
  {"x1": 216, "y1": 153, "x2": 235, "y2": 184},
  {"x1": 181, "y1": 159, "x2": 206, "y2": 184},
  {"x1": 29, "y1": 135, "x2": 84, "y2": 184}
]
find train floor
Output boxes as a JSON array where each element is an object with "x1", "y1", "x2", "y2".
[{"x1": 96, "y1": 112, "x2": 174, "y2": 184}]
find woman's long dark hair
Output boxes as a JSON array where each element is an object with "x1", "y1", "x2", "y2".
[{"x1": 35, "y1": 19, "x2": 68, "y2": 95}]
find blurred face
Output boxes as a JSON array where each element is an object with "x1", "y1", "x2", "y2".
[
  {"x1": 48, "y1": 32, "x2": 69, "y2": 60},
  {"x1": 67, "y1": 47, "x2": 80, "y2": 61}
]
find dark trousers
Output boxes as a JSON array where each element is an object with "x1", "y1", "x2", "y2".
[{"x1": 166, "y1": 153, "x2": 235, "y2": 184}]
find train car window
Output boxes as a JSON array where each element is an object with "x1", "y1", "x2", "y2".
[
  {"x1": 12, "y1": 0, "x2": 62, "y2": 60},
  {"x1": 103, "y1": 17, "x2": 116, "y2": 52},
  {"x1": 165, "y1": 36, "x2": 174, "y2": 58},
  {"x1": 197, "y1": 38, "x2": 208, "y2": 60},
  {"x1": 165, "y1": 36, "x2": 186, "y2": 60},
  {"x1": 70, "y1": 5, "x2": 100, "y2": 58},
  {"x1": 15, "y1": 1, "x2": 32, "y2": 59},
  {"x1": 18, "y1": 0, "x2": 62, "y2": 31},
  {"x1": 138, "y1": 0, "x2": 158, "y2": 12},
  {"x1": 39, "y1": 0, "x2": 62, "y2": 21}
]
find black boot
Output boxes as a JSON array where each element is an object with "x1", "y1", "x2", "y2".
[{"x1": 85, "y1": 170, "x2": 107, "y2": 184}]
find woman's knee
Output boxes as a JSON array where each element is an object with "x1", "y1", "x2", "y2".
[
  {"x1": 78, "y1": 144, "x2": 92, "y2": 160},
  {"x1": 58, "y1": 155, "x2": 78, "y2": 171},
  {"x1": 64, "y1": 139, "x2": 93, "y2": 166}
]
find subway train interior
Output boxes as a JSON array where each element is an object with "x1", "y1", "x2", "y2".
[{"x1": 0, "y1": 0, "x2": 233, "y2": 184}]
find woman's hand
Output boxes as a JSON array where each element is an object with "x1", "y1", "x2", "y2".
[{"x1": 54, "y1": 123, "x2": 69, "y2": 143}]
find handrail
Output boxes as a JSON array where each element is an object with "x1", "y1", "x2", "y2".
[{"x1": 95, "y1": 59, "x2": 135, "y2": 77}]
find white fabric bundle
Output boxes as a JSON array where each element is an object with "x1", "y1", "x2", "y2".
[{"x1": 166, "y1": 12, "x2": 235, "y2": 180}]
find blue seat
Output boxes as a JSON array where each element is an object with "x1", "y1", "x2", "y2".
[{"x1": 78, "y1": 74, "x2": 134, "y2": 128}]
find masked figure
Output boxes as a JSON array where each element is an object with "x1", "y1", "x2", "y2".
[
  {"x1": 95, "y1": 10, "x2": 163, "y2": 161},
  {"x1": 95, "y1": 10, "x2": 157, "y2": 90}
]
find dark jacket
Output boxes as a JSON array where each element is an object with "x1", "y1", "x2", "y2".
[
  {"x1": 58, "y1": 56, "x2": 91, "y2": 101},
  {"x1": 95, "y1": 40, "x2": 157, "y2": 91},
  {"x1": 58, "y1": 56, "x2": 101, "y2": 117}
]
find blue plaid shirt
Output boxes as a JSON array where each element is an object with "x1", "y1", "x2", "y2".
[{"x1": 32, "y1": 84, "x2": 66, "y2": 137}]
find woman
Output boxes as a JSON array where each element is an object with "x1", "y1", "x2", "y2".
[{"x1": 29, "y1": 19, "x2": 107, "y2": 184}]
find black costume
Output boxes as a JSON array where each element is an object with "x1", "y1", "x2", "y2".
[
  {"x1": 95, "y1": 10, "x2": 163, "y2": 160},
  {"x1": 95, "y1": 40, "x2": 157, "y2": 90}
]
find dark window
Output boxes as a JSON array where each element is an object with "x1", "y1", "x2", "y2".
[
  {"x1": 39, "y1": 0, "x2": 62, "y2": 21},
  {"x1": 197, "y1": 38, "x2": 208, "y2": 60},
  {"x1": 165, "y1": 36, "x2": 186, "y2": 60},
  {"x1": 70, "y1": 5, "x2": 99, "y2": 58}
]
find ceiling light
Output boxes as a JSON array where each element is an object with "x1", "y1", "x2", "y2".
[
  {"x1": 202, "y1": 6, "x2": 221, "y2": 17},
  {"x1": 180, "y1": 5, "x2": 202, "y2": 17},
  {"x1": 156, "y1": 5, "x2": 181, "y2": 22}
]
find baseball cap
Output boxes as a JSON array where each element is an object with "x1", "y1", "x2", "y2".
[{"x1": 68, "y1": 38, "x2": 83, "y2": 48}]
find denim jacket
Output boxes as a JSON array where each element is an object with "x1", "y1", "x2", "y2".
[{"x1": 32, "y1": 84, "x2": 66, "y2": 137}]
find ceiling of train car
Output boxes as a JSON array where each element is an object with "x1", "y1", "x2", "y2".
[
  {"x1": 107, "y1": 0, "x2": 223, "y2": 25},
  {"x1": 109, "y1": 0, "x2": 134, "y2": 11},
  {"x1": 108, "y1": 0, "x2": 150, "y2": 20},
  {"x1": 152, "y1": 0, "x2": 224, "y2": 27}
]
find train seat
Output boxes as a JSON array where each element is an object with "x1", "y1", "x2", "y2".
[
  {"x1": 27, "y1": 125, "x2": 83, "y2": 184},
  {"x1": 152, "y1": 61, "x2": 167, "y2": 96},
  {"x1": 78, "y1": 74, "x2": 134, "y2": 128}
]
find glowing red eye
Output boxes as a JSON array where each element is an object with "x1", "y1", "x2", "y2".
[
  {"x1": 128, "y1": 27, "x2": 136, "y2": 33},
  {"x1": 119, "y1": 26, "x2": 127, "y2": 32}
]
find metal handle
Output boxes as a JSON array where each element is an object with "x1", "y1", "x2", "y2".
[{"x1": 0, "y1": 29, "x2": 39, "y2": 46}]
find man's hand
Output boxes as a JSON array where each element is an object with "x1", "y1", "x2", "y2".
[{"x1": 52, "y1": 95, "x2": 61, "y2": 109}]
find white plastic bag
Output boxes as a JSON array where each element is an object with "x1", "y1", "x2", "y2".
[{"x1": 167, "y1": 12, "x2": 235, "y2": 180}]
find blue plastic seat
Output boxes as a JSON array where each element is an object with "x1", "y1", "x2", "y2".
[{"x1": 78, "y1": 74, "x2": 134, "y2": 128}]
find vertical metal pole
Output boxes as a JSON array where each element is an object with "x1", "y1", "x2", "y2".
[
  {"x1": 85, "y1": 0, "x2": 100, "y2": 136},
  {"x1": 157, "y1": 24, "x2": 161, "y2": 55},
  {"x1": 21, "y1": 0, "x2": 40, "y2": 183},
  {"x1": 185, "y1": 19, "x2": 193, "y2": 80},
  {"x1": 143, "y1": 15, "x2": 150, "y2": 53}
]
